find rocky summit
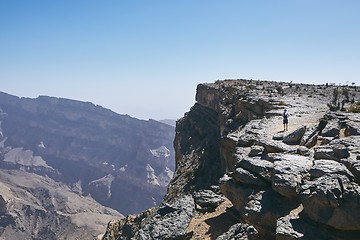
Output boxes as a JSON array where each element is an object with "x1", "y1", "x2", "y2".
[
  {"x1": 102, "y1": 79, "x2": 360, "y2": 240},
  {"x1": 0, "y1": 92, "x2": 175, "y2": 239}
]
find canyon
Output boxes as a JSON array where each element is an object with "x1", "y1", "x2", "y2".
[{"x1": 0, "y1": 92, "x2": 175, "y2": 239}]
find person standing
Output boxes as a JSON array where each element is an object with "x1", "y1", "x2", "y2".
[{"x1": 283, "y1": 109, "x2": 289, "y2": 131}]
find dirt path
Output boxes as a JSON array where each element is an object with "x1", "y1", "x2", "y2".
[{"x1": 186, "y1": 198, "x2": 237, "y2": 240}]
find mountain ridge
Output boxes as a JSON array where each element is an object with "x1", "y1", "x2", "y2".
[{"x1": 0, "y1": 91, "x2": 176, "y2": 239}]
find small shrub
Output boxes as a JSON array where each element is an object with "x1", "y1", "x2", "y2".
[
  {"x1": 277, "y1": 101, "x2": 286, "y2": 106},
  {"x1": 348, "y1": 101, "x2": 360, "y2": 113}
]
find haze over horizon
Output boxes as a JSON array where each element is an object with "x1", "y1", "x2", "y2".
[{"x1": 1, "y1": 1, "x2": 359, "y2": 120}]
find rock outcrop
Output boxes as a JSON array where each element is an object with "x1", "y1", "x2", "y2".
[{"x1": 101, "y1": 79, "x2": 360, "y2": 239}]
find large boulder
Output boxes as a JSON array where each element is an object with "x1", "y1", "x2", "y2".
[
  {"x1": 314, "y1": 147, "x2": 337, "y2": 160},
  {"x1": 220, "y1": 176, "x2": 298, "y2": 239},
  {"x1": 321, "y1": 120, "x2": 341, "y2": 137},
  {"x1": 283, "y1": 126, "x2": 306, "y2": 145},
  {"x1": 332, "y1": 144, "x2": 350, "y2": 159},
  {"x1": 276, "y1": 211, "x2": 359, "y2": 240},
  {"x1": 272, "y1": 154, "x2": 313, "y2": 198},
  {"x1": 255, "y1": 138, "x2": 295, "y2": 153},
  {"x1": 235, "y1": 158, "x2": 274, "y2": 183},
  {"x1": 300, "y1": 125, "x2": 318, "y2": 146},
  {"x1": 309, "y1": 160, "x2": 354, "y2": 179},
  {"x1": 339, "y1": 158, "x2": 360, "y2": 184},
  {"x1": 193, "y1": 190, "x2": 224, "y2": 212},
  {"x1": 232, "y1": 167, "x2": 268, "y2": 186},
  {"x1": 248, "y1": 145, "x2": 264, "y2": 157},
  {"x1": 300, "y1": 174, "x2": 360, "y2": 230}
]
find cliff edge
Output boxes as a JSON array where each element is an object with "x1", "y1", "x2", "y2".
[{"x1": 102, "y1": 79, "x2": 360, "y2": 240}]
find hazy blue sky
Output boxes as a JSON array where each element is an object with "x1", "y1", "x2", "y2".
[{"x1": 1, "y1": 1, "x2": 359, "y2": 120}]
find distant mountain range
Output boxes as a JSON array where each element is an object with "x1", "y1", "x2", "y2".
[{"x1": 0, "y1": 92, "x2": 175, "y2": 239}]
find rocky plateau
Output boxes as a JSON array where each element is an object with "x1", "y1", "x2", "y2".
[{"x1": 102, "y1": 79, "x2": 360, "y2": 240}]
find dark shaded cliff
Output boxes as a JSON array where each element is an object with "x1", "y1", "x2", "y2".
[{"x1": 102, "y1": 79, "x2": 360, "y2": 240}]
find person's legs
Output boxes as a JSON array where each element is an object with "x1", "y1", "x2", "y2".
[{"x1": 283, "y1": 119, "x2": 288, "y2": 131}]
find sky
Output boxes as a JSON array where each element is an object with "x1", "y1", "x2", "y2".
[{"x1": 1, "y1": 1, "x2": 360, "y2": 120}]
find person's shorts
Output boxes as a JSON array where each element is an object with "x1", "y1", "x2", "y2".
[{"x1": 283, "y1": 119, "x2": 288, "y2": 124}]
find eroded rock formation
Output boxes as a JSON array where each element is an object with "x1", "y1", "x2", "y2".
[
  {"x1": 0, "y1": 92, "x2": 175, "y2": 239},
  {"x1": 102, "y1": 79, "x2": 360, "y2": 240}
]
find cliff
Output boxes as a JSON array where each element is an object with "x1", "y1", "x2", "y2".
[
  {"x1": 0, "y1": 92, "x2": 175, "y2": 239},
  {"x1": 102, "y1": 79, "x2": 360, "y2": 240}
]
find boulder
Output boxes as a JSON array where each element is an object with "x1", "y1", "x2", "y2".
[
  {"x1": 248, "y1": 145, "x2": 264, "y2": 157},
  {"x1": 314, "y1": 147, "x2": 336, "y2": 160},
  {"x1": 272, "y1": 154, "x2": 313, "y2": 198},
  {"x1": 297, "y1": 146, "x2": 310, "y2": 156},
  {"x1": 300, "y1": 174, "x2": 360, "y2": 230},
  {"x1": 221, "y1": 174, "x2": 299, "y2": 239},
  {"x1": 283, "y1": 126, "x2": 306, "y2": 145},
  {"x1": 339, "y1": 158, "x2": 360, "y2": 184},
  {"x1": 216, "y1": 223, "x2": 258, "y2": 240},
  {"x1": 321, "y1": 120, "x2": 340, "y2": 137},
  {"x1": 345, "y1": 122, "x2": 360, "y2": 136},
  {"x1": 330, "y1": 136, "x2": 360, "y2": 152},
  {"x1": 300, "y1": 125, "x2": 318, "y2": 146},
  {"x1": 344, "y1": 114, "x2": 360, "y2": 136},
  {"x1": 332, "y1": 144, "x2": 350, "y2": 159},
  {"x1": 276, "y1": 214, "x2": 304, "y2": 240},
  {"x1": 272, "y1": 132, "x2": 284, "y2": 141},
  {"x1": 255, "y1": 138, "x2": 295, "y2": 153},
  {"x1": 276, "y1": 211, "x2": 358, "y2": 240},
  {"x1": 309, "y1": 160, "x2": 354, "y2": 179},
  {"x1": 235, "y1": 158, "x2": 274, "y2": 183},
  {"x1": 193, "y1": 190, "x2": 224, "y2": 212},
  {"x1": 243, "y1": 189, "x2": 298, "y2": 238},
  {"x1": 237, "y1": 134, "x2": 257, "y2": 147},
  {"x1": 318, "y1": 136, "x2": 334, "y2": 145},
  {"x1": 232, "y1": 167, "x2": 268, "y2": 186},
  {"x1": 304, "y1": 133, "x2": 318, "y2": 148}
]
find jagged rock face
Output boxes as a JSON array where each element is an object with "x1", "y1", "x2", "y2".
[
  {"x1": 0, "y1": 92, "x2": 175, "y2": 239},
  {"x1": 101, "y1": 79, "x2": 360, "y2": 240},
  {"x1": 164, "y1": 102, "x2": 221, "y2": 202},
  {"x1": 102, "y1": 195, "x2": 194, "y2": 240}
]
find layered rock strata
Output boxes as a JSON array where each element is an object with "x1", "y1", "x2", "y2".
[{"x1": 0, "y1": 92, "x2": 176, "y2": 239}]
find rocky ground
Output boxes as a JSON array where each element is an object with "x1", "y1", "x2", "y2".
[{"x1": 101, "y1": 79, "x2": 360, "y2": 240}]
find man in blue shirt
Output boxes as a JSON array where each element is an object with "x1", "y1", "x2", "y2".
[{"x1": 283, "y1": 109, "x2": 289, "y2": 131}]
